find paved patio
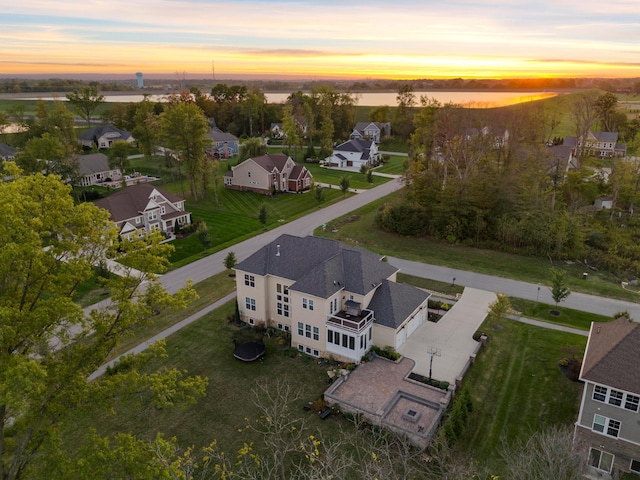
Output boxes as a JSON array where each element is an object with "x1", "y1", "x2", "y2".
[
  {"x1": 398, "y1": 288, "x2": 496, "y2": 384},
  {"x1": 324, "y1": 355, "x2": 449, "y2": 447}
]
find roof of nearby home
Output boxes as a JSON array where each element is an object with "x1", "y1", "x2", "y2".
[
  {"x1": 251, "y1": 153, "x2": 291, "y2": 172},
  {"x1": 79, "y1": 125, "x2": 132, "y2": 143},
  {"x1": 289, "y1": 164, "x2": 311, "y2": 181},
  {"x1": 334, "y1": 138, "x2": 374, "y2": 153},
  {"x1": 580, "y1": 317, "x2": 640, "y2": 394},
  {"x1": 235, "y1": 234, "x2": 399, "y2": 298},
  {"x1": 0, "y1": 143, "x2": 17, "y2": 158},
  {"x1": 591, "y1": 131, "x2": 619, "y2": 143},
  {"x1": 76, "y1": 153, "x2": 112, "y2": 176},
  {"x1": 368, "y1": 280, "x2": 431, "y2": 329},
  {"x1": 94, "y1": 184, "x2": 184, "y2": 223},
  {"x1": 207, "y1": 127, "x2": 238, "y2": 143},
  {"x1": 353, "y1": 121, "x2": 389, "y2": 132},
  {"x1": 562, "y1": 137, "x2": 577, "y2": 148}
]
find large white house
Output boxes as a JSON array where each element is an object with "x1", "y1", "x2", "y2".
[
  {"x1": 234, "y1": 234, "x2": 430, "y2": 363},
  {"x1": 324, "y1": 139, "x2": 380, "y2": 170}
]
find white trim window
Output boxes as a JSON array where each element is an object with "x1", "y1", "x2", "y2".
[
  {"x1": 276, "y1": 283, "x2": 290, "y2": 317},
  {"x1": 245, "y1": 297, "x2": 256, "y2": 312},
  {"x1": 244, "y1": 274, "x2": 255, "y2": 287},
  {"x1": 630, "y1": 459, "x2": 640, "y2": 474},
  {"x1": 590, "y1": 448, "x2": 614, "y2": 473},
  {"x1": 593, "y1": 385, "x2": 640, "y2": 412},
  {"x1": 302, "y1": 298, "x2": 314, "y2": 311},
  {"x1": 592, "y1": 414, "x2": 620, "y2": 438}
]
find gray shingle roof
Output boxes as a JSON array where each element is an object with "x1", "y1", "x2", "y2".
[
  {"x1": 235, "y1": 234, "x2": 398, "y2": 298},
  {"x1": 368, "y1": 280, "x2": 431, "y2": 329},
  {"x1": 581, "y1": 317, "x2": 640, "y2": 394},
  {"x1": 79, "y1": 125, "x2": 132, "y2": 143},
  {"x1": 592, "y1": 131, "x2": 618, "y2": 143},
  {"x1": 334, "y1": 139, "x2": 373, "y2": 153},
  {"x1": 76, "y1": 153, "x2": 111, "y2": 176},
  {"x1": 0, "y1": 143, "x2": 17, "y2": 159},
  {"x1": 207, "y1": 127, "x2": 238, "y2": 143}
]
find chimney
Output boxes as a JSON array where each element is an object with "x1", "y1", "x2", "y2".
[
  {"x1": 276, "y1": 244, "x2": 280, "y2": 257},
  {"x1": 597, "y1": 326, "x2": 601, "y2": 334}
]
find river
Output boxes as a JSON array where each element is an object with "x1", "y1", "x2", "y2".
[{"x1": 12, "y1": 90, "x2": 557, "y2": 108}]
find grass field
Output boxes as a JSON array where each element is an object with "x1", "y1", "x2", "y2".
[
  {"x1": 509, "y1": 297, "x2": 610, "y2": 330},
  {"x1": 314, "y1": 195, "x2": 640, "y2": 302},
  {"x1": 456, "y1": 316, "x2": 587, "y2": 472}
]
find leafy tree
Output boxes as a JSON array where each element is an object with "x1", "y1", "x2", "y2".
[
  {"x1": 549, "y1": 268, "x2": 571, "y2": 307},
  {"x1": 369, "y1": 105, "x2": 390, "y2": 123},
  {"x1": 339, "y1": 175, "x2": 350, "y2": 197},
  {"x1": 0, "y1": 111, "x2": 9, "y2": 139},
  {"x1": 312, "y1": 183, "x2": 325, "y2": 204},
  {"x1": 15, "y1": 132, "x2": 66, "y2": 174},
  {"x1": 65, "y1": 86, "x2": 105, "y2": 127},
  {"x1": 238, "y1": 137, "x2": 266, "y2": 163},
  {"x1": 223, "y1": 251, "x2": 237, "y2": 272},
  {"x1": 132, "y1": 100, "x2": 160, "y2": 160},
  {"x1": 281, "y1": 105, "x2": 300, "y2": 160},
  {"x1": 488, "y1": 293, "x2": 512, "y2": 320},
  {"x1": 0, "y1": 166, "x2": 203, "y2": 480},
  {"x1": 259, "y1": 204, "x2": 268, "y2": 227},
  {"x1": 196, "y1": 221, "x2": 211, "y2": 249},
  {"x1": 107, "y1": 140, "x2": 131, "y2": 186},
  {"x1": 394, "y1": 83, "x2": 416, "y2": 139},
  {"x1": 595, "y1": 92, "x2": 619, "y2": 132},
  {"x1": 160, "y1": 102, "x2": 212, "y2": 201}
]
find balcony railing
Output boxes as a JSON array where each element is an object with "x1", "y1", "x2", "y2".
[{"x1": 326, "y1": 309, "x2": 374, "y2": 333}]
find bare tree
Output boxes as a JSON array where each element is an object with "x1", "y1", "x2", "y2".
[{"x1": 570, "y1": 91, "x2": 600, "y2": 167}]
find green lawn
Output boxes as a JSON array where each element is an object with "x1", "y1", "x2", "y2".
[
  {"x1": 374, "y1": 155, "x2": 407, "y2": 175},
  {"x1": 509, "y1": 297, "x2": 611, "y2": 330},
  {"x1": 314, "y1": 194, "x2": 640, "y2": 302},
  {"x1": 457, "y1": 316, "x2": 587, "y2": 472},
  {"x1": 68, "y1": 300, "x2": 344, "y2": 460},
  {"x1": 303, "y1": 163, "x2": 388, "y2": 189}
]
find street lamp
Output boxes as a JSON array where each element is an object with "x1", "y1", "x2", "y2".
[
  {"x1": 537, "y1": 286, "x2": 541, "y2": 302},
  {"x1": 452, "y1": 277, "x2": 456, "y2": 287}
]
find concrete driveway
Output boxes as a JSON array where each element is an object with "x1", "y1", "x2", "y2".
[{"x1": 398, "y1": 288, "x2": 496, "y2": 384}]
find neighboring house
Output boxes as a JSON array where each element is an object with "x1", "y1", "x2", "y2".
[
  {"x1": 324, "y1": 139, "x2": 380, "y2": 169},
  {"x1": 564, "y1": 131, "x2": 627, "y2": 158},
  {"x1": 79, "y1": 125, "x2": 135, "y2": 150},
  {"x1": 0, "y1": 143, "x2": 17, "y2": 161},
  {"x1": 223, "y1": 153, "x2": 313, "y2": 195},
  {"x1": 350, "y1": 122, "x2": 391, "y2": 143},
  {"x1": 207, "y1": 127, "x2": 239, "y2": 158},
  {"x1": 594, "y1": 196, "x2": 614, "y2": 211},
  {"x1": 574, "y1": 317, "x2": 640, "y2": 478},
  {"x1": 76, "y1": 153, "x2": 123, "y2": 187},
  {"x1": 270, "y1": 123, "x2": 284, "y2": 139},
  {"x1": 94, "y1": 184, "x2": 191, "y2": 240},
  {"x1": 234, "y1": 234, "x2": 431, "y2": 363}
]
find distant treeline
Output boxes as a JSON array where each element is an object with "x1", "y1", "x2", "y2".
[{"x1": 2, "y1": 76, "x2": 639, "y2": 95}]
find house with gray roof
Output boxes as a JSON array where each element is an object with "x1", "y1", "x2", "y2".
[
  {"x1": 94, "y1": 183, "x2": 191, "y2": 240},
  {"x1": 75, "y1": 153, "x2": 123, "y2": 187},
  {"x1": 0, "y1": 143, "x2": 17, "y2": 161},
  {"x1": 350, "y1": 122, "x2": 391, "y2": 143},
  {"x1": 563, "y1": 131, "x2": 627, "y2": 159},
  {"x1": 574, "y1": 317, "x2": 640, "y2": 478},
  {"x1": 324, "y1": 138, "x2": 380, "y2": 170},
  {"x1": 79, "y1": 125, "x2": 134, "y2": 150},
  {"x1": 206, "y1": 127, "x2": 239, "y2": 158},
  {"x1": 224, "y1": 153, "x2": 313, "y2": 195},
  {"x1": 234, "y1": 234, "x2": 430, "y2": 362}
]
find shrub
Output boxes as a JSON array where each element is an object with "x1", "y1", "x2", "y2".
[{"x1": 370, "y1": 345, "x2": 401, "y2": 361}]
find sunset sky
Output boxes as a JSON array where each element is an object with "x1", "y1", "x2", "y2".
[{"x1": 1, "y1": 0, "x2": 639, "y2": 80}]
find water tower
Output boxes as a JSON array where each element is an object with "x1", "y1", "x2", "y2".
[{"x1": 136, "y1": 72, "x2": 144, "y2": 88}]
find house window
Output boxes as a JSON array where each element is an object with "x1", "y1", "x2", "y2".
[
  {"x1": 608, "y1": 389, "x2": 623, "y2": 407},
  {"x1": 328, "y1": 330, "x2": 333, "y2": 344},
  {"x1": 135, "y1": 217, "x2": 141, "y2": 224},
  {"x1": 245, "y1": 297, "x2": 256, "y2": 311},
  {"x1": 342, "y1": 334, "x2": 348, "y2": 348},
  {"x1": 349, "y1": 336, "x2": 355, "y2": 350},
  {"x1": 625, "y1": 394, "x2": 639, "y2": 412},
  {"x1": 244, "y1": 274, "x2": 255, "y2": 287},
  {"x1": 630, "y1": 459, "x2": 640, "y2": 474},
  {"x1": 298, "y1": 322, "x2": 304, "y2": 336},
  {"x1": 305, "y1": 324, "x2": 311, "y2": 338},
  {"x1": 313, "y1": 349, "x2": 319, "y2": 357},
  {"x1": 302, "y1": 298, "x2": 314, "y2": 310},
  {"x1": 148, "y1": 211, "x2": 157, "y2": 221},
  {"x1": 247, "y1": 172, "x2": 251, "y2": 177},
  {"x1": 590, "y1": 448, "x2": 614, "y2": 473},
  {"x1": 313, "y1": 326, "x2": 319, "y2": 341},
  {"x1": 593, "y1": 386, "x2": 607, "y2": 402},
  {"x1": 298, "y1": 344, "x2": 304, "y2": 352},
  {"x1": 276, "y1": 283, "x2": 290, "y2": 317},
  {"x1": 248, "y1": 318, "x2": 254, "y2": 325},
  {"x1": 593, "y1": 415, "x2": 620, "y2": 438},
  {"x1": 160, "y1": 206, "x2": 165, "y2": 215}
]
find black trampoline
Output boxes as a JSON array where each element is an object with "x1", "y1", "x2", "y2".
[{"x1": 233, "y1": 341, "x2": 266, "y2": 362}]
